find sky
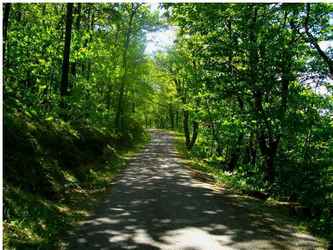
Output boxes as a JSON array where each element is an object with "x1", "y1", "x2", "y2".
[
  {"x1": 144, "y1": 27, "x2": 177, "y2": 55},
  {"x1": 144, "y1": 4, "x2": 332, "y2": 56},
  {"x1": 144, "y1": 31, "x2": 332, "y2": 56},
  {"x1": 143, "y1": 4, "x2": 332, "y2": 95},
  {"x1": 144, "y1": 3, "x2": 176, "y2": 56}
]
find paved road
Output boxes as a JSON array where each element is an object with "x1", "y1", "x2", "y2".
[{"x1": 65, "y1": 130, "x2": 324, "y2": 250}]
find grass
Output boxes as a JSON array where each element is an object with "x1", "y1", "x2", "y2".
[
  {"x1": 172, "y1": 131, "x2": 248, "y2": 191},
  {"x1": 3, "y1": 133, "x2": 150, "y2": 250},
  {"x1": 171, "y1": 130, "x2": 329, "y2": 248}
]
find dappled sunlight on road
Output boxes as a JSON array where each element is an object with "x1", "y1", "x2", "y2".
[{"x1": 65, "y1": 130, "x2": 323, "y2": 250}]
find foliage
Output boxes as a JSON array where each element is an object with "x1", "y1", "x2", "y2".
[
  {"x1": 3, "y1": 3, "x2": 156, "y2": 248},
  {"x1": 4, "y1": 2, "x2": 333, "y2": 247},
  {"x1": 155, "y1": 3, "x2": 333, "y2": 241}
]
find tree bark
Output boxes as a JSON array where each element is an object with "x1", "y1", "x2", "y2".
[
  {"x1": 188, "y1": 121, "x2": 199, "y2": 150},
  {"x1": 169, "y1": 103, "x2": 174, "y2": 129},
  {"x1": 249, "y1": 133, "x2": 257, "y2": 166},
  {"x1": 256, "y1": 125, "x2": 280, "y2": 183},
  {"x1": 60, "y1": 3, "x2": 74, "y2": 97},
  {"x1": 86, "y1": 10, "x2": 94, "y2": 80},
  {"x1": 175, "y1": 110, "x2": 179, "y2": 130},
  {"x1": 183, "y1": 102, "x2": 199, "y2": 150},
  {"x1": 71, "y1": 3, "x2": 81, "y2": 79},
  {"x1": 3, "y1": 3, "x2": 11, "y2": 67},
  {"x1": 248, "y1": 6, "x2": 278, "y2": 184},
  {"x1": 183, "y1": 109, "x2": 191, "y2": 148},
  {"x1": 227, "y1": 134, "x2": 243, "y2": 171}
]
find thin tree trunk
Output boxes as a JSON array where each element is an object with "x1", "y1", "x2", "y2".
[
  {"x1": 81, "y1": 5, "x2": 91, "y2": 74},
  {"x1": 175, "y1": 111, "x2": 178, "y2": 129},
  {"x1": 183, "y1": 109, "x2": 191, "y2": 148},
  {"x1": 115, "y1": 4, "x2": 140, "y2": 129},
  {"x1": 250, "y1": 133, "x2": 257, "y2": 166},
  {"x1": 169, "y1": 103, "x2": 174, "y2": 129},
  {"x1": 244, "y1": 132, "x2": 257, "y2": 166},
  {"x1": 188, "y1": 121, "x2": 199, "y2": 150},
  {"x1": 71, "y1": 3, "x2": 81, "y2": 79},
  {"x1": 60, "y1": 3, "x2": 74, "y2": 97},
  {"x1": 3, "y1": 3, "x2": 11, "y2": 67},
  {"x1": 86, "y1": 10, "x2": 94, "y2": 80}
]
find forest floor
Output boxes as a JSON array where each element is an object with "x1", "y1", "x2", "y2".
[{"x1": 64, "y1": 129, "x2": 326, "y2": 250}]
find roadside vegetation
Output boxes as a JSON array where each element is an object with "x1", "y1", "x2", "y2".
[
  {"x1": 4, "y1": 3, "x2": 154, "y2": 249},
  {"x1": 155, "y1": 3, "x2": 333, "y2": 244},
  {"x1": 3, "y1": 2, "x2": 332, "y2": 249},
  {"x1": 174, "y1": 131, "x2": 329, "y2": 247},
  {"x1": 4, "y1": 110, "x2": 148, "y2": 249}
]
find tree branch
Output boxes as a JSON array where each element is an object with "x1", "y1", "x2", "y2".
[{"x1": 304, "y1": 3, "x2": 333, "y2": 78}]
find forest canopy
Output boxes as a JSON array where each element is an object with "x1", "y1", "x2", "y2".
[{"x1": 3, "y1": 2, "x2": 333, "y2": 248}]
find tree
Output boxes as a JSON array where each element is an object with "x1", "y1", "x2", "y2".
[
  {"x1": 303, "y1": 3, "x2": 333, "y2": 79},
  {"x1": 60, "y1": 3, "x2": 74, "y2": 97},
  {"x1": 3, "y1": 3, "x2": 11, "y2": 66},
  {"x1": 115, "y1": 3, "x2": 141, "y2": 130}
]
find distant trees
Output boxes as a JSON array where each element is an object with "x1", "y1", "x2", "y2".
[
  {"x1": 3, "y1": 2, "x2": 332, "y2": 241},
  {"x1": 151, "y1": 3, "x2": 333, "y2": 236}
]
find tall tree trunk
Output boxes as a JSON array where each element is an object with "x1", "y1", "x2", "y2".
[
  {"x1": 188, "y1": 121, "x2": 199, "y2": 150},
  {"x1": 60, "y1": 3, "x2": 74, "y2": 97},
  {"x1": 227, "y1": 134, "x2": 243, "y2": 171},
  {"x1": 71, "y1": 3, "x2": 81, "y2": 79},
  {"x1": 86, "y1": 10, "x2": 94, "y2": 80},
  {"x1": 175, "y1": 110, "x2": 179, "y2": 130},
  {"x1": 183, "y1": 106, "x2": 199, "y2": 150},
  {"x1": 183, "y1": 109, "x2": 191, "y2": 148},
  {"x1": 81, "y1": 5, "x2": 90, "y2": 74},
  {"x1": 3, "y1": 3, "x2": 11, "y2": 67},
  {"x1": 248, "y1": 5, "x2": 278, "y2": 184},
  {"x1": 244, "y1": 132, "x2": 257, "y2": 166},
  {"x1": 169, "y1": 103, "x2": 174, "y2": 129},
  {"x1": 262, "y1": 137, "x2": 279, "y2": 183},
  {"x1": 115, "y1": 4, "x2": 140, "y2": 130}
]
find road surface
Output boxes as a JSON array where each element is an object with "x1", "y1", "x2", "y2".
[{"x1": 65, "y1": 130, "x2": 323, "y2": 250}]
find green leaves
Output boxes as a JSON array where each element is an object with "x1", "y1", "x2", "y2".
[
  {"x1": 3, "y1": 2, "x2": 333, "y2": 243},
  {"x1": 164, "y1": 3, "x2": 333, "y2": 239}
]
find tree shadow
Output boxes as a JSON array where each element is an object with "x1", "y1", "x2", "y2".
[{"x1": 64, "y1": 130, "x2": 322, "y2": 250}]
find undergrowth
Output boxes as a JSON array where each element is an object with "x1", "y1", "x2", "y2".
[
  {"x1": 3, "y1": 108, "x2": 149, "y2": 250},
  {"x1": 172, "y1": 131, "x2": 330, "y2": 247}
]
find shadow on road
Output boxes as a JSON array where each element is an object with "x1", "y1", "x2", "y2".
[{"x1": 65, "y1": 130, "x2": 322, "y2": 250}]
